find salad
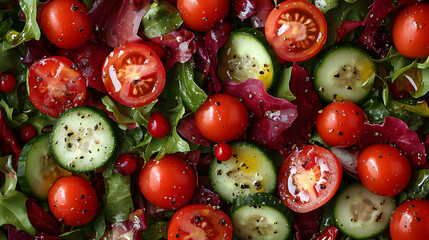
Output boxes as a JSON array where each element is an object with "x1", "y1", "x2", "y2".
[{"x1": 1, "y1": 0, "x2": 429, "y2": 239}]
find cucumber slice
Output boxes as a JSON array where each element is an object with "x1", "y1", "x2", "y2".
[
  {"x1": 230, "y1": 193, "x2": 293, "y2": 240},
  {"x1": 17, "y1": 134, "x2": 72, "y2": 200},
  {"x1": 312, "y1": 44, "x2": 377, "y2": 103},
  {"x1": 50, "y1": 106, "x2": 117, "y2": 172},
  {"x1": 334, "y1": 182, "x2": 396, "y2": 239},
  {"x1": 209, "y1": 142, "x2": 277, "y2": 203},
  {"x1": 218, "y1": 27, "x2": 280, "y2": 91}
]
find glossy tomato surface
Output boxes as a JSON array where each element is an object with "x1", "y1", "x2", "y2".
[
  {"x1": 48, "y1": 176, "x2": 98, "y2": 226},
  {"x1": 139, "y1": 155, "x2": 196, "y2": 209},
  {"x1": 40, "y1": 0, "x2": 93, "y2": 49},
  {"x1": 148, "y1": 112, "x2": 170, "y2": 138},
  {"x1": 265, "y1": 0, "x2": 327, "y2": 62},
  {"x1": 393, "y1": 3, "x2": 429, "y2": 58},
  {"x1": 357, "y1": 144, "x2": 411, "y2": 196},
  {"x1": 316, "y1": 101, "x2": 366, "y2": 148},
  {"x1": 195, "y1": 94, "x2": 249, "y2": 143},
  {"x1": 278, "y1": 145, "x2": 342, "y2": 213},
  {"x1": 390, "y1": 199, "x2": 429, "y2": 240},
  {"x1": 177, "y1": 0, "x2": 229, "y2": 32},
  {"x1": 102, "y1": 43, "x2": 166, "y2": 107},
  {"x1": 0, "y1": 73, "x2": 16, "y2": 93},
  {"x1": 28, "y1": 56, "x2": 86, "y2": 118},
  {"x1": 167, "y1": 204, "x2": 233, "y2": 240}
]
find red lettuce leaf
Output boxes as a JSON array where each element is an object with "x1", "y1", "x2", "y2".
[
  {"x1": 88, "y1": 0, "x2": 121, "y2": 29},
  {"x1": 294, "y1": 208, "x2": 323, "y2": 240},
  {"x1": 151, "y1": 29, "x2": 196, "y2": 71},
  {"x1": 7, "y1": 225, "x2": 60, "y2": 240},
  {"x1": 74, "y1": 41, "x2": 111, "y2": 94},
  {"x1": 191, "y1": 186, "x2": 221, "y2": 206},
  {"x1": 312, "y1": 226, "x2": 339, "y2": 240},
  {"x1": 359, "y1": 116, "x2": 427, "y2": 168},
  {"x1": 359, "y1": 0, "x2": 420, "y2": 51},
  {"x1": 0, "y1": 110, "x2": 21, "y2": 163},
  {"x1": 26, "y1": 198, "x2": 62, "y2": 236},
  {"x1": 250, "y1": 0, "x2": 274, "y2": 28},
  {"x1": 222, "y1": 79, "x2": 297, "y2": 149},
  {"x1": 232, "y1": 0, "x2": 256, "y2": 21},
  {"x1": 279, "y1": 64, "x2": 321, "y2": 156},
  {"x1": 102, "y1": 0, "x2": 149, "y2": 48},
  {"x1": 177, "y1": 115, "x2": 211, "y2": 147},
  {"x1": 337, "y1": 20, "x2": 363, "y2": 41},
  {"x1": 110, "y1": 209, "x2": 147, "y2": 240},
  {"x1": 22, "y1": 40, "x2": 50, "y2": 67}
]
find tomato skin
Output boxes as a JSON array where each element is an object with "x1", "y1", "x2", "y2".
[
  {"x1": 40, "y1": 0, "x2": 93, "y2": 49},
  {"x1": 357, "y1": 144, "x2": 411, "y2": 196},
  {"x1": 0, "y1": 73, "x2": 16, "y2": 93},
  {"x1": 393, "y1": 4, "x2": 429, "y2": 59},
  {"x1": 102, "y1": 43, "x2": 166, "y2": 107},
  {"x1": 390, "y1": 199, "x2": 429, "y2": 240},
  {"x1": 48, "y1": 176, "x2": 98, "y2": 226},
  {"x1": 278, "y1": 145, "x2": 342, "y2": 213},
  {"x1": 265, "y1": 0, "x2": 327, "y2": 62},
  {"x1": 316, "y1": 101, "x2": 365, "y2": 148},
  {"x1": 195, "y1": 94, "x2": 249, "y2": 143},
  {"x1": 167, "y1": 204, "x2": 233, "y2": 240},
  {"x1": 214, "y1": 142, "x2": 232, "y2": 161},
  {"x1": 139, "y1": 155, "x2": 196, "y2": 209},
  {"x1": 177, "y1": 0, "x2": 229, "y2": 32},
  {"x1": 28, "y1": 56, "x2": 86, "y2": 118},
  {"x1": 148, "y1": 112, "x2": 170, "y2": 139},
  {"x1": 115, "y1": 154, "x2": 138, "y2": 176},
  {"x1": 19, "y1": 125, "x2": 37, "y2": 143}
]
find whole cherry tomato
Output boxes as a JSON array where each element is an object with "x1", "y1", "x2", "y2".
[{"x1": 177, "y1": 0, "x2": 229, "y2": 32}]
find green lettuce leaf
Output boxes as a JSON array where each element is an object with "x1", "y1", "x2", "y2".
[
  {"x1": 0, "y1": 99, "x2": 28, "y2": 128},
  {"x1": 141, "y1": 221, "x2": 169, "y2": 240},
  {"x1": 142, "y1": 0, "x2": 183, "y2": 38}
]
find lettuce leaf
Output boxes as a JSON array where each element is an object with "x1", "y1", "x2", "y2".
[{"x1": 142, "y1": 0, "x2": 183, "y2": 38}]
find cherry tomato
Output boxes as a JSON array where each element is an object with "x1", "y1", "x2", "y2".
[
  {"x1": 40, "y1": 0, "x2": 93, "y2": 49},
  {"x1": 393, "y1": 3, "x2": 429, "y2": 58},
  {"x1": 139, "y1": 154, "x2": 196, "y2": 209},
  {"x1": 177, "y1": 0, "x2": 229, "y2": 32},
  {"x1": 19, "y1": 125, "x2": 37, "y2": 143},
  {"x1": 102, "y1": 43, "x2": 166, "y2": 107},
  {"x1": 195, "y1": 94, "x2": 249, "y2": 143},
  {"x1": 115, "y1": 154, "x2": 138, "y2": 176},
  {"x1": 357, "y1": 144, "x2": 411, "y2": 196},
  {"x1": 390, "y1": 199, "x2": 429, "y2": 240},
  {"x1": 0, "y1": 73, "x2": 16, "y2": 93},
  {"x1": 167, "y1": 204, "x2": 233, "y2": 240},
  {"x1": 148, "y1": 112, "x2": 170, "y2": 139},
  {"x1": 48, "y1": 176, "x2": 98, "y2": 226},
  {"x1": 278, "y1": 145, "x2": 342, "y2": 213},
  {"x1": 28, "y1": 56, "x2": 86, "y2": 118},
  {"x1": 316, "y1": 101, "x2": 366, "y2": 148},
  {"x1": 214, "y1": 142, "x2": 232, "y2": 161},
  {"x1": 265, "y1": 0, "x2": 327, "y2": 62}
]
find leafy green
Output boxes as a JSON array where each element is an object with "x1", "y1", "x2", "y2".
[
  {"x1": 386, "y1": 98, "x2": 427, "y2": 131},
  {"x1": 0, "y1": 230, "x2": 6, "y2": 240},
  {"x1": 59, "y1": 226, "x2": 94, "y2": 240},
  {"x1": 0, "y1": 99, "x2": 28, "y2": 128},
  {"x1": 141, "y1": 221, "x2": 169, "y2": 240},
  {"x1": 138, "y1": 98, "x2": 190, "y2": 161},
  {"x1": 164, "y1": 62, "x2": 207, "y2": 113},
  {"x1": 0, "y1": 48, "x2": 23, "y2": 74},
  {"x1": 398, "y1": 169, "x2": 429, "y2": 204},
  {"x1": 273, "y1": 66, "x2": 296, "y2": 101},
  {"x1": 361, "y1": 97, "x2": 390, "y2": 124},
  {"x1": 142, "y1": 0, "x2": 183, "y2": 38},
  {"x1": 102, "y1": 96, "x2": 136, "y2": 125},
  {"x1": 103, "y1": 163, "x2": 134, "y2": 223},
  {"x1": 0, "y1": 156, "x2": 36, "y2": 235},
  {"x1": 2, "y1": 0, "x2": 41, "y2": 50},
  {"x1": 26, "y1": 111, "x2": 56, "y2": 135},
  {"x1": 92, "y1": 207, "x2": 106, "y2": 240}
]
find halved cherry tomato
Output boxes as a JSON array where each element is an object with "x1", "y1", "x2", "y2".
[
  {"x1": 102, "y1": 43, "x2": 166, "y2": 107},
  {"x1": 167, "y1": 204, "x2": 233, "y2": 240},
  {"x1": 393, "y1": 3, "x2": 429, "y2": 59},
  {"x1": 139, "y1": 154, "x2": 196, "y2": 209},
  {"x1": 278, "y1": 145, "x2": 342, "y2": 213},
  {"x1": 48, "y1": 176, "x2": 98, "y2": 226},
  {"x1": 195, "y1": 94, "x2": 249, "y2": 143},
  {"x1": 177, "y1": 0, "x2": 229, "y2": 32},
  {"x1": 28, "y1": 56, "x2": 86, "y2": 118},
  {"x1": 265, "y1": 0, "x2": 327, "y2": 62},
  {"x1": 40, "y1": 0, "x2": 93, "y2": 49},
  {"x1": 390, "y1": 199, "x2": 429, "y2": 240},
  {"x1": 357, "y1": 144, "x2": 411, "y2": 196},
  {"x1": 316, "y1": 101, "x2": 366, "y2": 148}
]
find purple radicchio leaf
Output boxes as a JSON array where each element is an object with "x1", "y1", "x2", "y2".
[
  {"x1": 232, "y1": 0, "x2": 256, "y2": 21},
  {"x1": 26, "y1": 199, "x2": 62, "y2": 236},
  {"x1": 151, "y1": 29, "x2": 196, "y2": 71},
  {"x1": 191, "y1": 186, "x2": 221, "y2": 206},
  {"x1": 278, "y1": 64, "x2": 321, "y2": 155},
  {"x1": 250, "y1": 0, "x2": 274, "y2": 28},
  {"x1": 358, "y1": 116, "x2": 427, "y2": 168},
  {"x1": 177, "y1": 114, "x2": 211, "y2": 147},
  {"x1": 223, "y1": 79, "x2": 298, "y2": 149}
]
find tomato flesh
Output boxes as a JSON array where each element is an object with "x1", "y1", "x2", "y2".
[
  {"x1": 265, "y1": 0, "x2": 327, "y2": 62},
  {"x1": 278, "y1": 145, "x2": 342, "y2": 213},
  {"x1": 167, "y1": 204, "x2": 233, "y2": 240},
  {"x1": 102, "y1": 43, "x2": 166, "y2": 107},
  {"x1": 28, "y1": 56, "x2": 86, "y2": 118}
]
